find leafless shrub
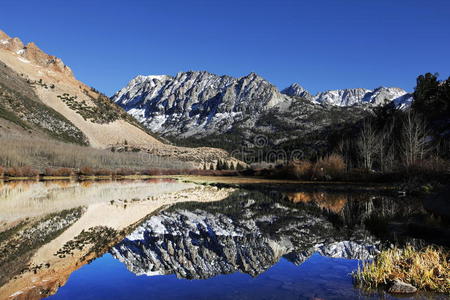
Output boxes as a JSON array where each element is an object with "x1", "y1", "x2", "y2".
[
  {"x1": 291, "y1": 160, "x2": 313, "y2": 180},
  {"x1": 44, "y1": 167, "x2": 73, "y2": 176},
  {"x1": 357, "y1": 119, "x2": 378, "y2": 170},
  {"x1": 313, "y1": 153, "x2": 346, "y2": 180},
  {"x1": 4, "y1": 166, "x2": 39, "y2": 177},
  {"x1": 114, "y1": 168, "x2": 135, "y2": 176}
]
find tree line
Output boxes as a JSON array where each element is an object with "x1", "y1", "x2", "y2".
[{"x1": 331, "y1": 73, "x2": 449, "y2": 173}]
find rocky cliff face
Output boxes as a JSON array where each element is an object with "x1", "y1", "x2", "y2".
[{"x1": 110, "y1": 191, "x2": 379, "y2": 279}]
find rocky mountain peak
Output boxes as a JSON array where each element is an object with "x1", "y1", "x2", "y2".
[
  {"x1": 0, "y1": 30, "x2": 10, "y2": 40},
  {"x1": 112, "y1": 70, "x2": 287, "y2": 137},
  {"x1": 0, "y1": 29, "x2": 73, "y2": 78},
  {"x1": 281, "y1": 83, "x2": 313, "y2": 100},
  {"x1": 0, "y1": 31, "x2": 24, "y2": 53},
  {"x1": 240, "y1": 72, "x2": 270, "y2": 84}
]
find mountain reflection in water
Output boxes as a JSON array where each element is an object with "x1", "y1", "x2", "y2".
[
  {"x1": 0, "y1": 181, "x2": 447, "y2": 300},
  {"x1": 111, "y1": 190, "x2": 380, "y2": 280}
]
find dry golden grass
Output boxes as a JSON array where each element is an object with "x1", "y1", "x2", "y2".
[
  {"x1": 0, "y1": 134, "x2": 189, "y2": 170},
  {"x1": 354, "y1": 245, "x2": 449, "y2": 293}
]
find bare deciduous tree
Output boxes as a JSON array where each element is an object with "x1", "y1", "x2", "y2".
[
  {"x1": 357, "y1": 119, "x2": 378, "y2": 170},
  {"x1": 400, "y1": 111, "x2": 431, "y2": 167},
  {"x1": 377, "y1": 119, "x2": 396, "y2": 172}
]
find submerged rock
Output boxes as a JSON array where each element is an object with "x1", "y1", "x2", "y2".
[{"x1": 388, "y1": 279, "x2": 417, "y2": 294}]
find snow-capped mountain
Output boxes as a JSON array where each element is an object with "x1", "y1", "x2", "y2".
[
  {"x1": 113, "y1": 71, "x2": 288, "y2": 137},
  {"x1": 313, "y1": 87, "x2": 409, "y2": 106},
  {"x1": 112, "y1": 71, "x2": 413, "y2": 152}
]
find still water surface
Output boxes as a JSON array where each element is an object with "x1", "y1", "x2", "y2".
[{"x1": 0, "y1": 180, "x2": 446, "y2": 299}]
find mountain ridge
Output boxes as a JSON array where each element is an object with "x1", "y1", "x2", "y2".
[{"x1": 112, "y1": 71, "x2": 413, "y2": 157}]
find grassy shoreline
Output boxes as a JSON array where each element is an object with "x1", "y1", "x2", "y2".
[{"x1": 354, "y1": 246, "x2": 449, "y2": 294}]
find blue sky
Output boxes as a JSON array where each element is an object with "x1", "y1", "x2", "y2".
[{"x1": 1, "y1": 0, "x2": 449, "y2": 96}]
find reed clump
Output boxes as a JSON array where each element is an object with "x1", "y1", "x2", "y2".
[{"x1": 354, "y1": 245, "x2": 449, "y2": 293}]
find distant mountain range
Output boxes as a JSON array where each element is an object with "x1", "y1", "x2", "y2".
[
  {"x1": 282, "y1": 83, "x2": 412, "y2": 108},
  {"x1": 112, "y1": 71, "x2": 413, "y2": 154}
]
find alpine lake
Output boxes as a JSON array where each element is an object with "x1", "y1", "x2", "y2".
[{"x1": 0, "y1": 177, "x2": 448, "y2": 300}]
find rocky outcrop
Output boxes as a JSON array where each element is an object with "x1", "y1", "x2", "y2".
[
  {"x1": 281, "y1": 83, "x2": 313, "y2": 100},
  {"x1": 0, "y1": 29, "x2": 242, "y2": 167},
  {"x1": 0, "y1": 30, "x2": 73, "y2": 77}
]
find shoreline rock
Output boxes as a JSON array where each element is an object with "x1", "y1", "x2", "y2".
[{"x1": 388, "y1": 279, "x2": 417, "y2": 294}]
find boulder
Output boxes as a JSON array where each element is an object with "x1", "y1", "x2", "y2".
[{"x1": 388, "y1": 279, "x2": 417, "y2": 294}]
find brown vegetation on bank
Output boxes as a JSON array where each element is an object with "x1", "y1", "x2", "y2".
[
  {"x1": 2, "y1": 166, "x2": 39, "y2": 177},
  {"x1": 267, "y1": 153, "x2": 449, "y2": 184},
  {"x1": 44, "y1": 167, "x2": 73, "y2": 176},
  {"x1": 273, "y1": 153, "x2": 347, "y2": 181},
  {"x1": 354, "y1": 245, "x2": 449, "y2": 293}
]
